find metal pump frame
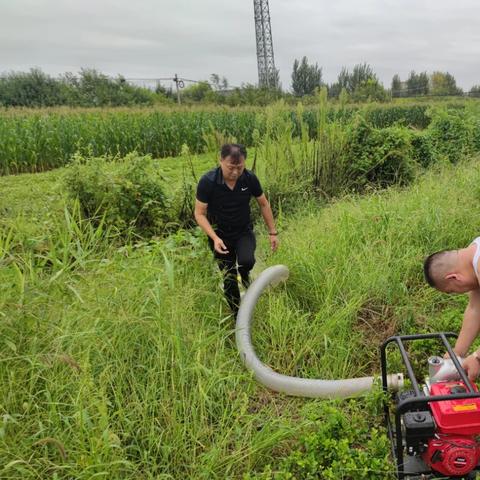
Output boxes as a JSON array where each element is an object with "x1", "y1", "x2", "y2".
[{"x1": 381, "y1": 332, "x2": 480, "y2": 479}]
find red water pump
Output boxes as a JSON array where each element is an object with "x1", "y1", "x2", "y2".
[
  {"x1": 422, "y1": 381, "x2": 480, "y2": 477},
  {"x1": 381, "y1": 333, "x2": 480, "y2": 479}
]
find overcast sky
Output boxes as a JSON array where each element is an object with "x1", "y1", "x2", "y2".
[{"x1": 1, "y1": 0, "x2": 479, "y2": 91}]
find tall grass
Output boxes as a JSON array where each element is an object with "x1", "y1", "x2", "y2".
[
  {"x1": 0, "y1": 219, "x2": 301, "y2": 478},
  {"x1": 2, "y1": 157, "x2": 480, "y2": 477},
  {"x1": 253, "y1": 94, "x2": 348, "y2": 211},
  {"x1": 253, "y1": 91, "x2": 372, "y2": 210}
]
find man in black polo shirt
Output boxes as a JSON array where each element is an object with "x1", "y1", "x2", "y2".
[{"x1": 194, "y1": 143, "x2": 278, "y2": 315}]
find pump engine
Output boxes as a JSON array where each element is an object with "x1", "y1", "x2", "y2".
[
  {"x1": 400, "y1": 381, "x2": 480, "y2": 477},
  {"x1": 381, "y1": 333, "x2": 480, "y2": 479}
]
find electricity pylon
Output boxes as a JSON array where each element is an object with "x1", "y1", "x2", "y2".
[{"x1": 253, "y1": 0, "x2": 278, "y2": 88}]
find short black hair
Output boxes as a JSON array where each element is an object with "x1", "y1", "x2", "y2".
[
  {"x1": 423, "y1": 250, "x2": 449, "y2": 288},
  {"x1": 220, "y1": 143, "x2": 247, "y2": 164}
]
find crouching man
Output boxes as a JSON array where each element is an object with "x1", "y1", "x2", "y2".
[{"x1": 424, "y1": 237, "x2": 480, "y2": 379}]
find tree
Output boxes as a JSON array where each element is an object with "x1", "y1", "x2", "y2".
[
  {"x1": 155, "y1": 83, "x2": 174, "y2": 99},
  {"x1": 417, "y1": 72, "x2": 429, "y2": 95},
  {"x1": 430, "y1": 71, "x2": 463, "y2": 96},
  {"x1": 337, "y1": 67, "x2": 351, "y2": 91},
  {"x1": 406, "y1": 71, "x2": 429, "y2": 96},
  {"x1": 327, "y1": 82, "x2": 341, "y2": 99},
  {"x1": 328, "y1": 63, "x2": 378, "y2": 99},
  {"x1": 60, "y1": 68, "x2": 153, "y2": 107},
  {"x1": 391, "y1": 74, "x2": 402, "y2": 98},
  {"x1": 267, "y1": 68, "x2": 281, "y2": 90},
  {"x1": 224, "y1": 83, "x2": 282, "y2": 106},
  {"x1": 328, "y1": 67, "x2": 349, "y2": 98},
  {"x1": 210, "y1": 73, "x2": 229, "y2": 91},
  {"x1": 0, "y1": 68, "x2": 69, "y2": 107},
  {"x1": 352, "y1": 78, "x2": 388, "y2": 103},
  {"x1": 291, "y1": 56, "x2": 322, "y2": 96},
  {"x1": 182, "y1": 81, "x2": 213, "y2": 102},
  {"x1": 470, "y1": 85, "x2": 480, "y2": 98},
  {"x1": 349, "y1": 63, "x2": 377, "y2": 93}
]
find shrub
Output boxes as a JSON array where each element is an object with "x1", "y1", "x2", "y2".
[
  {"x1": 247, "y1": 399, "x2": 394, "y2": 480},
  {"x1": 351, "y1": 78, "x2": 389, "y2": 103},
  {"x1": 466, "y1": 105, "x2": 480, "y2": 153},
  {"x1": 169, "y1": 175, "x2": 197, "y2": 229},
  {"x1": 426, "y1": 108, "x2": 475, "y2": 163},
  {"x1": 64, "y1": 152, "x2": 170, "y2": 236},
  {"x1": 0, "y1": 68, "x2": 69, "y2": 107},
  {"x1": 255, "y1": 102, "x2": 313, "y2": 212},
  {"x1": 345, "y1": 117, "x2": 415, "y2": 189},
  {"x1": 410, "y1": 130, "x2": 435, "y2": 168},
  {"x1": 473, "y1": 117, "x2": 480, "y2": 153}
]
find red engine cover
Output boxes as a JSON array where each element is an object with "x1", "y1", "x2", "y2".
[
  {"x1": 423, "y1": 436, "x2": 480, "y2": 477},
  {"x1": 423, "y1": 381, "x2": 480, "y2": 476},
  {"x1": 429, "y1": 381, "x2": 480, "y2": 435}
]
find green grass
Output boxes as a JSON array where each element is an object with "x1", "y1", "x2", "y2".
[
  {"x1": 0, "y1": 151, "x2": 215, "y2": 237},
  {"x1": 2, "y1": 157, "x2": 480, "y2": 478}
]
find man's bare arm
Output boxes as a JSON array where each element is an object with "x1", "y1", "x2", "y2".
[
  {"x1": 194, "y1": 200, "x2": 217, "y2": 240},
  {"x1": 194, "y1": 199, "x2": 228, "y2": 254},
  {"x1": 255, "y1": 194, "x2": 278, "y2": 251},
  {"x1": 454, "y1": 289, "x2": 480, "y2": 356},
  {"x1": 255, "y1": 194, "x2": 276, "y2": 232}
]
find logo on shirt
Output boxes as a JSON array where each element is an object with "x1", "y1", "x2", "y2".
[{"x1": 241, "y1": 187, "x2": 248, "y2": 191}]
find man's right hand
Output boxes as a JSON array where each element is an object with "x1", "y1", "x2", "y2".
[
  {"x1": 462, "y1": 354, "x2": 480, "y2": 381},
  {"x1": 213, "y1": 236, "x2": 229, "y2": 255}
]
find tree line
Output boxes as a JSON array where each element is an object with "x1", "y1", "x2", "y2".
[
  {"x1": 391, "y1": 70, "x2": 480, "y2": 97},
  {"x1": 290, "y1": 57, "x2": 480, "y2": 100},
  {"x1": 0, "y1": 68, "x2": 158, "y2": 108},
  {"x1": 1, "y1": 62, "x2": 480, "y2": 108}
]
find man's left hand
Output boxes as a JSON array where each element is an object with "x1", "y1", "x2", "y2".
[{"x1": 269, "y1": 234, "x2": 279, "y2": 252}]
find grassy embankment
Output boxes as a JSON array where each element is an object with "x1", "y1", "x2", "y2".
[{"x1": 1, "y1": 152, "x2": 480, "y2": 478}]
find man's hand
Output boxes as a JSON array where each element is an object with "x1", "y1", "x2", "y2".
[
  {"x1": 462, "y1": 354, "x2": 480, "y2": 381},
  {"x1": 213, "y1": 236, "x2": 229, "y2": 255},
  {"x1": 269, "y1": 234, "x2": 279, "y2": 252}
]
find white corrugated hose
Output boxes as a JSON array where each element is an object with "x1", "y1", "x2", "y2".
[{"x1": 235, "y1": 265, "x2": 403, "y2": 398}]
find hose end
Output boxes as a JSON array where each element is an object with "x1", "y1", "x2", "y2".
[{"x1": 387, "y1": 373, "x2": 404, "y2": 391}]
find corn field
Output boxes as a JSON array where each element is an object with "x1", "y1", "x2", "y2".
[
  {"x1": 0, "y1": 101, "x2": 474, "y2": 176},
  {"x1": 0, "y1": 108, "x2": 260, "y2": 175}
]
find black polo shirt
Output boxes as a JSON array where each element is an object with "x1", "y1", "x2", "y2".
[{"x1": 196, "y1": 167, "x2": 263, "y2": 238}]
